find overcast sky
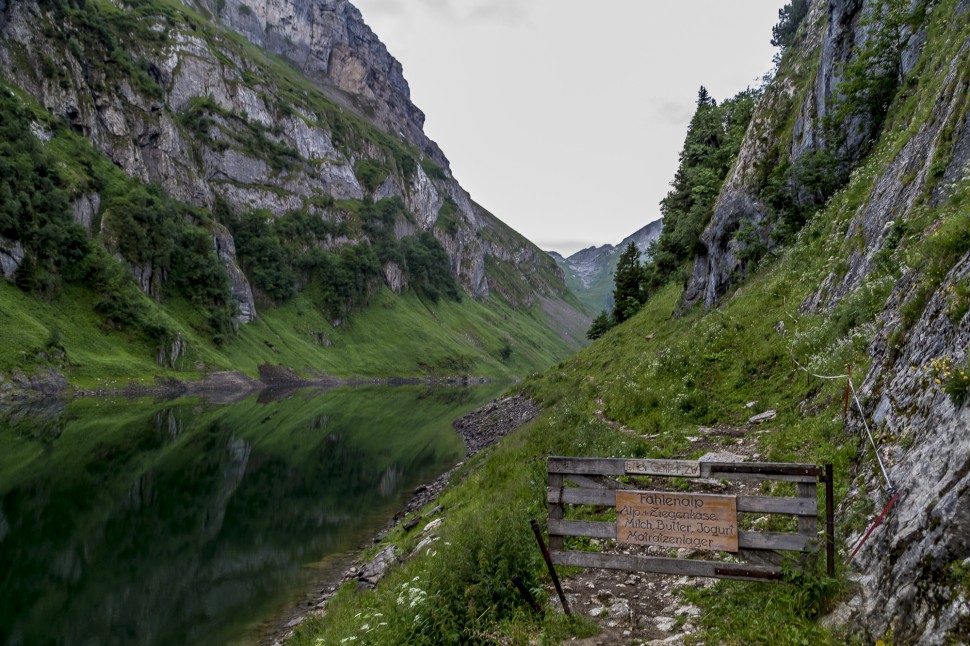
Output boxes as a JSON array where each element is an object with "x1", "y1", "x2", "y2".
[{"x1": 352, "y1": 0, "x2": 786, "y2": 256}]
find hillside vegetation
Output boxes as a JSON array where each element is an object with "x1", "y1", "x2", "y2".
[
  {"x1": 0, "y1": 0, "x2": 589, "y2": 388},
  {"x1": 292, "y1": 0, "x2": 970, "y2": 643}
]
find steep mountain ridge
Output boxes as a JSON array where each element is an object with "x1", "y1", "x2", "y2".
[
  {"x1": 193, "y1": 0, "x2": 446, "y2": 167},
  {"x1": 0, "y1": 0, "x2": 589, "y2": 383}
]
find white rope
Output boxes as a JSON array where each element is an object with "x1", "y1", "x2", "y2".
[
  {"x1": 787, "y1": 344, "x2": 849, "y2": 381},
  {"x1": 780, "y1": 298, "x2": 894, "y2": 492},
  {"x1": 849, "y1": 379, "x2": 896, "y2": 494}
]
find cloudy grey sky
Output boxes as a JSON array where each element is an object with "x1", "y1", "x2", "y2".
[{"x1": 352, "y1": 0, "x2": 786, "y2": 256}]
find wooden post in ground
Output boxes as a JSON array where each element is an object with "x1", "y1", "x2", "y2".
[
  {"x1": 825, "y1": 463, "x2": 835, "y2": 577},
  {"x1": 530, "y1": 518, "x2": 571, "y2": 615}
]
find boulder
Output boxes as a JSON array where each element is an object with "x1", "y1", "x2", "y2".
[{"x1": 357, "y1": 545, "x2": 397, "y2": 587}]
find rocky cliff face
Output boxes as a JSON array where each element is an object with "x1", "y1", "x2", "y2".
[
  {"x1": 195, "y1": 0, "x2": 447, "y2": 168},
  {"x1": 0, "y1": 0, "x2": 577, "y2": 327},
  {"x1": 679, "y1": 0, "x2": 970, "y2": 641},
  {"x1": 682, "y1": 0, "x2": 828, "y2": 309},
  {"x1": 684, "y1": 0, "x2": 959, "y2": 311},
  {"x1": 838, "y1": 253, "x2": 970, "y2": 642}
]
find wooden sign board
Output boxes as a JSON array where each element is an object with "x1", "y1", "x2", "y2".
[
  {"x1": 616, "y1": 490, "x2": 739, "y2": 552},
  {"x1": 625, "y1": 459, "x2": 700, "y2": 477},
  {"x1": 542, "y1": 457, "x2": 835, "y2": 583}
]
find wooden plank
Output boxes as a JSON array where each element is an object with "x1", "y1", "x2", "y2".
[
  {"x1": 565, "y1": 474, "x2": 626, "y2": 490},
  {"x1": 548, "y1": 487, "x2": 616, "y2": 506},
  {"x1": 616, "y1": 490, "x2": 739, "y2": 553},
  {"x1": 798, "y1": 483, "x2": 819, "y2": 537},
  {"x1": 549, "y1": 457, "x2": 820, "y2": 482},
  {"x1": 551, "y1": 550, "x2": 782, "y2": 582},
  {"x1": 547, "y1": 456, "x2": 822, "y2": 480},
  {"x1": 548, "y1": 457, "x2": 627, "y2": 475},
  {"x1": 625, "y1": 459, "x2": 701, "y2": 477},
  {"x1": 548, "y1": 520, "x2": 813, "y2": 553},
  {"x1": 549, "y1": 490, "x2": 818, "y2": 515},
  {"x1": 548, "y1": 473, "x2": 564, "y2": 550},
  {"x1": 737, "y1": 495, "x2": 818, "y2": 516},
  {"x1": 548, "y1": 519, "x2": 614, "y2": 539},
  {"x1": 702, "y1": 468, "x2": 819, "y2": 483},
  {"x1": 703, "y1": 462, "x2": 821, "y2": 477},
  {"x1": 738, "y1": 531, "x2": 813, "y2": 552},
  {"x1": 738, "y1": 548, "x2": 784, "y2": 567}
]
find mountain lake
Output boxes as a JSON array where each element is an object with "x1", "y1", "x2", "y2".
[{"x1": 0, "y1": 383, "x2": 506, "y2": 645}]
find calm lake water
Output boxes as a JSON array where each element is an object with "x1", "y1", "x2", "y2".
[{"x1": 0, "y1": 384, "x2": 505, "y2": 645}]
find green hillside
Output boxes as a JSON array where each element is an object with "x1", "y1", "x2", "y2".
[
  {"x1": 0, "y1": 0, "x2": 588, "y2": 388},
  {"x1": 0, "y1": 262, "x2": 581, "y2": 388}
]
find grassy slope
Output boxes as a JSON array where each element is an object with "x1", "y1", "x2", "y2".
[
  {"x1": 289, "y1": 2, "x2": 970, "y2": 643},
  {"x1": 0, "y1": 278, "x2": 580, "y2": 387}
]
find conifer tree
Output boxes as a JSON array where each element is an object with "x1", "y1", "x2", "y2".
[
  {"x1": 612, "y1": 241, "x2": 644, "y2": 324},
  {"x1": 586, "y1": 310, "x2": 613, "y2": 340},
  {"x1": 771, "y1": 0, "x2": 810, "y2": 50},
  {"x1": 696, "y1": 85, "x2": 714, "y2": 107}
]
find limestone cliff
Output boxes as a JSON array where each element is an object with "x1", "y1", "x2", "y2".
[
  {"x1": 194, "y1": 0, "x2": 446, "y2": 168},
  {"x1": 0, "y1": 0, "x2": 580, "y2": 332}
]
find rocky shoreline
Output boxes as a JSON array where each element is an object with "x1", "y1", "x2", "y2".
[{"x1": 266, "y1": 393, "x2": 540, "y2": 645}]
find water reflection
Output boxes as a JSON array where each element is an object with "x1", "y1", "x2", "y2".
[{"x1": 0, "y1": 384, "x2": 502, "y2": 645}]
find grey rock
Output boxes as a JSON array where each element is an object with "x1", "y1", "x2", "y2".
[
  {"x1": 0, "y1": 237, "x2": 24, "y2": 280},
  {"x1": 0, "y1": 0, "x2": 591, "y2": 331},
  {"x1": 682, "y1": 0, "x2": 882, "y2": 310},
  {"x1": 201, "y1": 0, "x2": 447, "y2": 168},
  {"x1": 675, "y1": 605, "x2": 701, "y2": 619},
  {"x1": 71, "y1": 193, "x2": 100, "y2": 232},
  {"x1": 607, "y1": 599, "x2": 630, "y2": 620},
  {"x1": 410, "y1": 535, "x2": 437, "y2": 557},
  {"x1": 806, "y1": 35, "x2": 970, "y2": 312},
  {"x1": 453, "y1": 395, "x2": 540, "y2": 456},
  {"x1": 130, "y1": 260, "x2": 158, "y2": 297},
  {"x1": 382, "y1": 261, "x2": 407, "y2": 294},
  {"x1": 421, "y1": 517, "x2": 442, "y2": 534},
  {"x1": 212, "y1": 224, "x2": 257, "y2": 325},
  {"x1": 747, "y1": 410, "x2": 777, "y2": 424},
  {"x1": 831, "y1": 254, "x2": 970, "y2": 643},
  {"x1": 156, "y1": 334, "x2": 184, "y2": 368},
  {"x1": 588, "y1": 605, "x2": 608, "y2": 618},
  {"x1": 654, "y1": 616, "x2": 678, "y2": 632}
]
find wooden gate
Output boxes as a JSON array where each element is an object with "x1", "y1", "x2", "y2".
[{"x1": 544, "y1": 457, "x2": 834, "y2": 582}]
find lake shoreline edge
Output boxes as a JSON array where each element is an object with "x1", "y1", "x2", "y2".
[
  {"x1": 264, "y1": 393, "x2": 540, "y2": 645},
  {"x1": 0, "y1": 364, "x2": 502, "y2": 406}
]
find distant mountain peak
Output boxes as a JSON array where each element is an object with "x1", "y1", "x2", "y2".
[{"x1": 549, "y1": 219, "x2": 663, "y2": 311}]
